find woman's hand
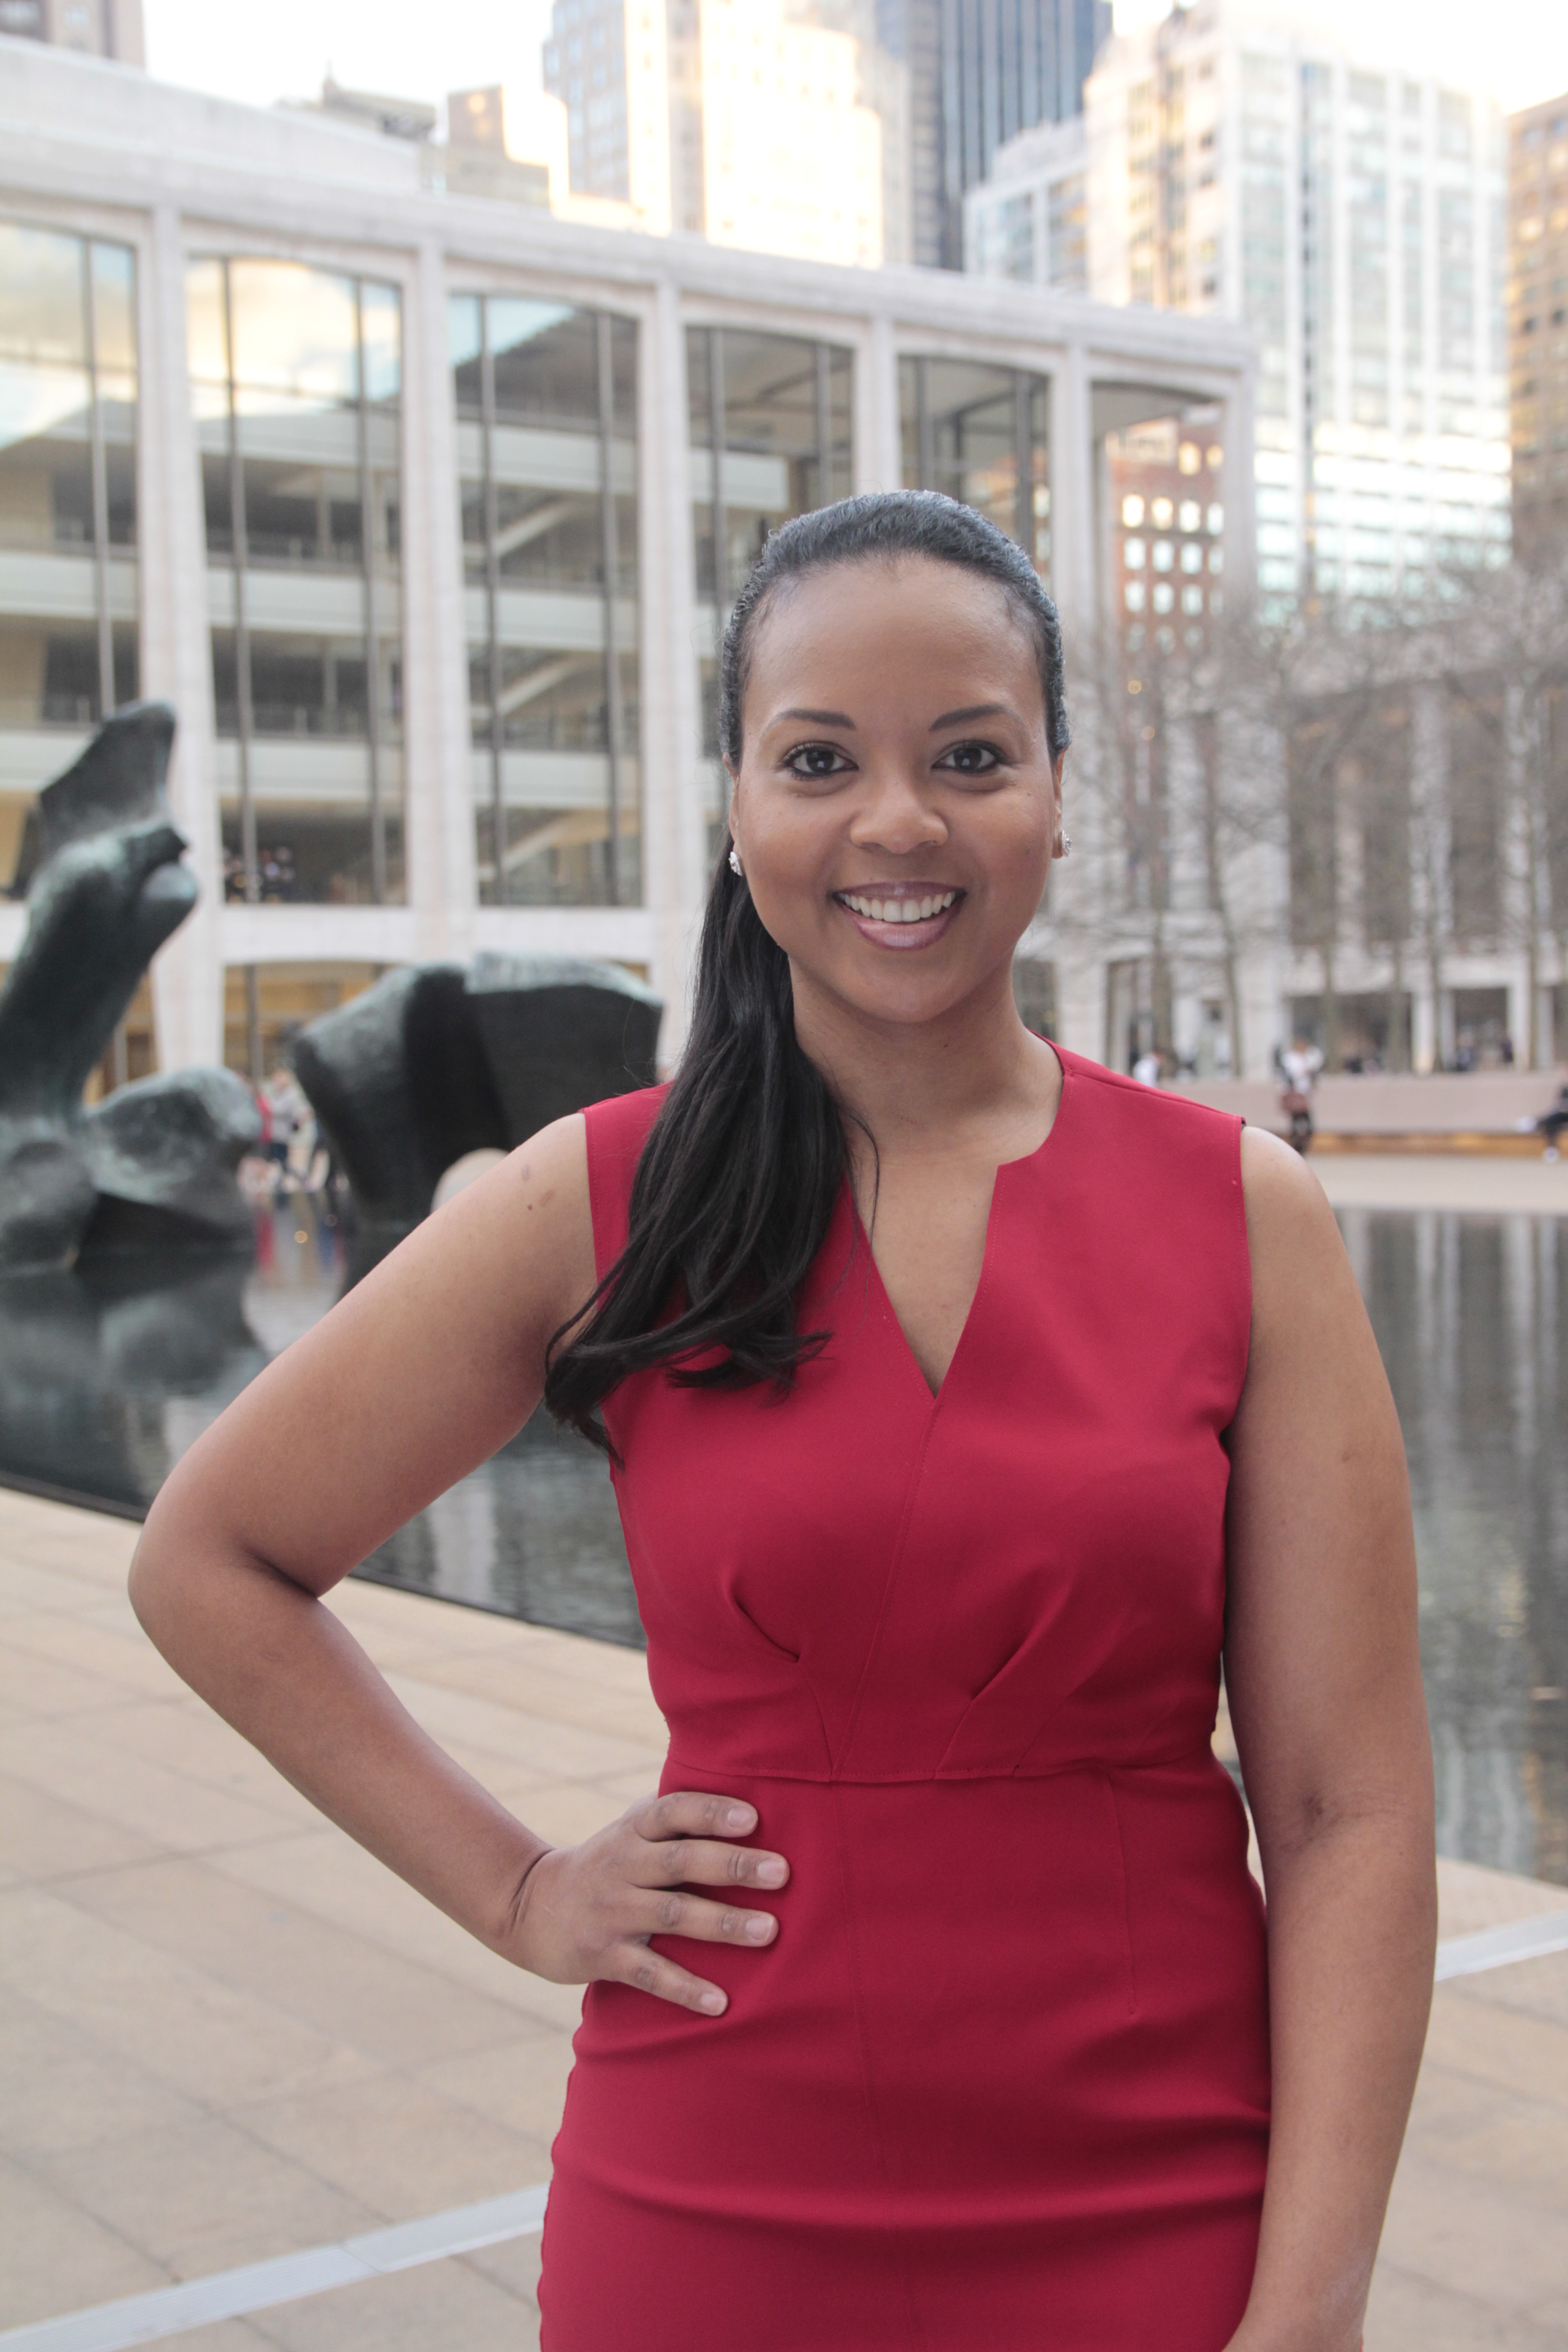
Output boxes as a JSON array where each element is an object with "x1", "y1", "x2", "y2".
[{"x1": 511, "y1": 1791, "x2": 789, "y2": 2015}]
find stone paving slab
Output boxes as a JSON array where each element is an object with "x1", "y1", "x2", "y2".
[{"x1": 3, "y1": 1485, "x2": 1565, "y2": 2347}]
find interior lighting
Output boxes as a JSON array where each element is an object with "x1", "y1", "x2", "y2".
[
  {"x1": 1151, "y1": 495, "x2": 1174, "y2": 526},
  {"x1": 1122, "y1": 493, "x2": 1145, "y2": 525}
]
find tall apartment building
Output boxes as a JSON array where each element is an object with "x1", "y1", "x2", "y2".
[
  {"x1": 965, "y1": 116, "x2": 1089, "y2": 289},
  {"x1": 536, "y1": 0, "x2": 1107, "y2": 271},
  {"x1": 968, "y1": 1, "x2": 1511, "y2": 604},
  {"x1": 0, "y1": 0, "x2": 140, "y2": 60},
  {"x1": 541, "y1": 0, "x2": 887, "y2": 265},
  {"x1": 878, "y1": 0, "x2": 1110, "y2": 268},
  {"x1": 1509, "y1": 91, "x2": 1568, "y2": 564}
]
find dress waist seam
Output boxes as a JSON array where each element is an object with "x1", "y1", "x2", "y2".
[{"x1": 662, "y1": 1741, "x2": 1222, "y2": 1788}]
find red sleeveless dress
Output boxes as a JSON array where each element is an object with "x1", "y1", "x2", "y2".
[{"x1": 539, "y1": 1047, "x2": 1269, "y2": 2349}]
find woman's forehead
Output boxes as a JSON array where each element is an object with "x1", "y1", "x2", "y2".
[{"x1": 747, "y1": 559, "x2": 1038, "y2": 686}]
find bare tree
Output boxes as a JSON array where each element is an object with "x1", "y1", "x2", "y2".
[{"x1": 1434, "y1": 559, "x2": 1568, "y2": 1068}]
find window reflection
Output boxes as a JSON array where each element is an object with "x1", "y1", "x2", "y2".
[
  {"x1": 686, "y1": 325, "x2": 852, "y2": 615},
  {"x1": 898, "y1": 356, "x2": 1051, "y2": 576},
  {"x1": 188, "y1": 256, "x2": 403, "y2": 913},
  {"x1": 1103, "y1": 407, "x2": 1224, "y2": 660},
  {"x1": 454, "y1": 294, "x2": 640, "y2": 907},
  {"x1": 686, "y1": 324, "x2": 852, "y2": 849},
  {"x1": 0, "y1": 221, "x2": 140, "y2": 895}
]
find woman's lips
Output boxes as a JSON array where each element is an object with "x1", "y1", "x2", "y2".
[{"x1": 831, "y1": 887, "x2": 965, "y2": 951}]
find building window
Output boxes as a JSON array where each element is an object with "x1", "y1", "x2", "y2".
[
  {"x1": 0, "y1": 221, "x2": 139, "y2": 892},
  {"x1": 452, "y1": 295, "x2": 640, "y2": 908},
  {"x1": 1102, "y1": 406, "x2": 1224, "y2": 655},
  {"x1": 687, "y1": 326, "x2": 852, "y2": 615},
  {"x1": 897, "y1": 357, "x2": 1051, "y2": 577},
  {"x1": 186, "y1": 257, "x2": 403, "y2": 911},
  {"x1": 686, "y1": 324, "x2": 852, "y2": 823}
]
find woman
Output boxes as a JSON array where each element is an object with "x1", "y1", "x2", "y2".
[{"x1": 131, "y1": 492, "x2": 1436, "y2": 2350}]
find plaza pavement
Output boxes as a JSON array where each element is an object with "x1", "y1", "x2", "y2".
[
  {"x1": 1307, "y1": 1149, "x2": 1568, "y2": 1217},
  {"x1": 2, "y1": 1484, "x2": 1566, "y2": 2349}
]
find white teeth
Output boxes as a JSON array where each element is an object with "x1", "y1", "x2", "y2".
[{"x1": 841, "y1": 889, "x2": 957, "y2": 923}]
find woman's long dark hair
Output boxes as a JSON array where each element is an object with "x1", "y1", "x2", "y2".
[{"x1": 544, "y1": 490, "x2": 1070, "y2": 1446}]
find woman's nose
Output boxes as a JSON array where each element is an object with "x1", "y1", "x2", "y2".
[{"x1": 848, "y1": 769, "x2": 948, "y2": 852}]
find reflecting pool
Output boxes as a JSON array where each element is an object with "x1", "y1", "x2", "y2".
[{"x1": 0, "y1": 1201, "x2": 1563, "y2": 1885}]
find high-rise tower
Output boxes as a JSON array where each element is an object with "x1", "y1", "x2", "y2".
[
  {"x1": 1508, "y1": 91, "x2": 1568, "y2": 565},
  {"x1": 878, "y1": 0, "x2": 1111, "y2": 269}
]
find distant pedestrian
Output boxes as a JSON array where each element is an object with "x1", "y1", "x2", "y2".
[
  {"x1": 1538, "y1": 1081, "x2": 1568, "y2": 1163},
  {"x1": 1132, "y1": 1046, "x2": 1162, "y2": 1086},
  {"x1": 1279, "y1": 1036, "x2": 1323, "y2": 1155}
]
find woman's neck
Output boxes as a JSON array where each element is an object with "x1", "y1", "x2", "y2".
[{"x1": 790, "y1": 960, "x2": 1060, "y2": 1168}]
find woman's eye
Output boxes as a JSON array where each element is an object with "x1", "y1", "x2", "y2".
[
  {"x1": 936, "y1": 740, "x2": 1003, "y2": 776},
  {"x1": 785, "y1": 744, "x2": 852, "y2": 779}
]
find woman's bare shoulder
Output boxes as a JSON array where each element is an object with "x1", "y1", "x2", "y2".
[
  {"x1": 363, "y1": 1108, "x2": 599, "y2": 1366},
  {"x1": 1235, "y1": 1122, "x2": 1377, "y2": 1392}
]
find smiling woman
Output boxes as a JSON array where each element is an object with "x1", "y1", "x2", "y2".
[{"x1": 131, "y1": 492, "x2": 1434, "y2": 2352}]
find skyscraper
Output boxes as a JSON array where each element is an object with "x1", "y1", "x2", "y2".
[
  {"x1": 1508, "y1": 91, "x2": 1568, "y2": 564},
  {"x1": 540, "y1": 0, "x2": 887, "y2": 264},
  {"x1": 878, "y1": 0, "x2": 1111, "y2": 268},
  {"x1": 969, "y1": 1, "x2": 1511, "y2": 605}
]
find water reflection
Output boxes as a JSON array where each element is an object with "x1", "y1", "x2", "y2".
[
  {"x1": 0, "y1": 1203, "x2": 1563, "y2": 1880},
  {"x1": 0, "y1": 1203, "x2": 642, "y2": 1647},
  {"x1": 1343, "y1": 1210, "x2": 1568, "y2": 1889}
]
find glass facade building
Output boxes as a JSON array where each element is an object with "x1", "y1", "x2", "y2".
[
  {"x1": 1, "y1": 44, "x2": 1270, "y2": 1095},
  {"x1": 185, "y1": 258, "x2": 404, "y2": 909},
  {"x1": 898, "y1": 355, "x2": 1052, "y2": 574},
  {"x1": 686, "y1": 324, "x2": 852, "y2": 832},
  {"x1": 0, "y1": 223, "x2": 138, "y2": 890},
  {"x1": 452, "y1": 296, "x2": 640, "y2": 906}
]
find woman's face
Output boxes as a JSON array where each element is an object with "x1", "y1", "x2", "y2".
[{"x1": 728, "y1": 557, "x2": 1065, "y2": 1033}]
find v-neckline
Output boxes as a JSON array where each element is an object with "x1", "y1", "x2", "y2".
[{"x1": 847, "y1": 1048, "x2": 1072, "y2": 1406}]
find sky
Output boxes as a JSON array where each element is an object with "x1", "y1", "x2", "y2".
[{"x1": 139, "y1": 0, "x2": 1568, "y2": 121}]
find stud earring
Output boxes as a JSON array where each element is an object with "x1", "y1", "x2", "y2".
[
  {"x1": 1058, "y1": 835, "x2": 1072, "y2": 859},
  {"x1": 728, "y1": 847, "x2": 743, "y2": 877}
]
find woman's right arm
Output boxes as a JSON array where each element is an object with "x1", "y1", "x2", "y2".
[{"x1": 129, "y1": 1113, "x2": 787, "y2": 2013}]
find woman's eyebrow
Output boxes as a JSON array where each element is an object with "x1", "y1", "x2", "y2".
[
  {"x1": 930, "y1": 703, "x2": 1014, "y2": 729},
  {"x1": 773, "y1": 706, "x2": 857, "y2": 727}
]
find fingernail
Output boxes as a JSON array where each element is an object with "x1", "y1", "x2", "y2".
[
  {"x1": 725, "y1": 1805, "x2": 755, "y2": 1830},
  {"x1": 745, "y1": 1914, "x2": 774, "y2": 1941},
  {"x1": 700, "y1": 1989, "x2": 726, "y2": 2014},
  {"x1": 755, "y1": 1857, "x2": 787, "y2": 1886}
]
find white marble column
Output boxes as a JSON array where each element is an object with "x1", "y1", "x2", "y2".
[
  {"x1": 1048, "y1": 341, "x2": 1095, "y2": 636},
  {"x1": 1221, "y1": 366, "x2": 1258, "y2": 606},
  {"x1": 139, "y1": 202, "x2": 224, "y2": 1071},
  {"x1": 641, "y1": 275, "x2": 706, "y2": 1067},
  {"x1": 858, "y1": 312, "x2": 902, "y2": 496},
  {"x1": 401, "y1": 235, "x2": 477, "y2": 968}
]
